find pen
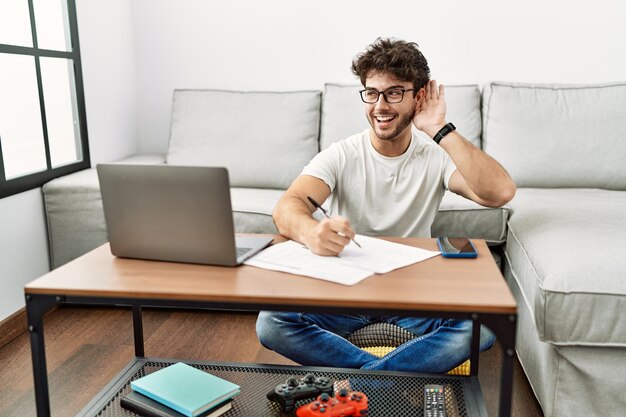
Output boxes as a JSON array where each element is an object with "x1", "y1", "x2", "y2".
[{"x1": 306, "y1": 196, "x2": 362, "y2": 248}]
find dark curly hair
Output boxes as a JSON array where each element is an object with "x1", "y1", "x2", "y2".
[{"x1": 351, "y1": 38, "x2": 430, "y2": 92}]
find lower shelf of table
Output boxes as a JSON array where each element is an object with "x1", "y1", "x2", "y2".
[{"x1": 77, "y1": 357, "x2": 488, "y2": 417}]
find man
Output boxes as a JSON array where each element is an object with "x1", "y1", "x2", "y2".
[{"x1": 256, "y1": 38, "x2": 516, "y2": 373}]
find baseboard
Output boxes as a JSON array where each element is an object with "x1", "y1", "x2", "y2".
[{"x1": 0, "y1": 307, "x2": 27, "y2": 349}]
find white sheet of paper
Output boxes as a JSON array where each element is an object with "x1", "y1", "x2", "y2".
[{"x1": 245, "y1": 235, "x2": 440, "y2": 285}]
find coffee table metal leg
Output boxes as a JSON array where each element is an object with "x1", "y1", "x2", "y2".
[
  {"x1": 498, "y1": 345, "x2": 515, "y2": 417},
  {"x1": 497, "y1": 315, "x2": 517, "y2": 417},
  {"x1": 481, "y1": 313, "x2": 517, "y2": 417},
  {"x1": 132, "y1": 303, "x2": 145, "y2": 357},
  {"x1": 470, "y1": 314, "x2": 481, "y2": 376},
  {"x1": 26, "y1": 294, "x2": 61, "y2": 417}
]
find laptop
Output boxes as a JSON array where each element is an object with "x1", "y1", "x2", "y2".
[{"x1": 96, "y1": 164, "x2": 273, "y2": 266}]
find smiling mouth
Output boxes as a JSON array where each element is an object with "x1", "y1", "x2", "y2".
[{"x1": 374, "y1": 114, "x2": 396, "y2": 127}]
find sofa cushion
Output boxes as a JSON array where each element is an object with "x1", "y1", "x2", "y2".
[
  {"x1": 505, "y1": 259, "x2": 626, "y2": 417},
  {"x1": 482, "y1": 82, "x2": 626, "y2": 189},
  {"x1": 230, "y1": 188, "x2": 282, "y2": 234},
  {"x1": 432, "y1": 191, "x2": 509, "y2": 244},
  {"x1": 43, "y1": 167, "x2": 107, "y2": 269},
  {"x1": 43, "y1": 154, "x2": 166, "y2": 268},
  {"x1": 320, "y1": 83, "x2": 482, "y2": 150},
  {"x1": 504, "y1": 188, "x2": 626, "y2": 345},
  {"x1": 166, "y1": 89, "x2": 321, "y2": 189}
]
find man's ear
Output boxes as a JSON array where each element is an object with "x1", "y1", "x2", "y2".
[
  {"x1": 415, "y1": 87, "x2": 426, "y2": 101},
  {"x1": 414, "y1": 88, "x2": 425, "y2": 108}
]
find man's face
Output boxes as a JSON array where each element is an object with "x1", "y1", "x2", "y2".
[{"x1": 363, "y1": 72, "x2": 418, "y2": 142}]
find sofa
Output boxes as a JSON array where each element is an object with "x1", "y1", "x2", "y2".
[{"x1": 41, "y1": 82, "x2": 626, "y2": 417}]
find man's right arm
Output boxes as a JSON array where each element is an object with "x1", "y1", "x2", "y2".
[{"x1": 273, "y1": 175, "x2": 356, "y2": 256}]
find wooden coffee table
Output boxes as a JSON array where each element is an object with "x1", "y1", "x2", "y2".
[{"x1": 25, "y1": 236, "x2": 516, "y2": 417}]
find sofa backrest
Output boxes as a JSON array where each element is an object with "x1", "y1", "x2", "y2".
[
  {"x1": 482, "y1": 82, "x2": 626, "y2": 190},
  {"x1": 166, "y1": 89, "x2": 321, "y2": 189},
  {"x1": 320, "y1": 83, "x2": 483, "y2": 150}
]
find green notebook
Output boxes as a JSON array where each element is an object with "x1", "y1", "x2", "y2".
[{"x1": 130, "y1": 363, "x2": 240, "y2": 417}]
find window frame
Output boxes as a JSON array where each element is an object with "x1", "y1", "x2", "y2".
[{"x1": 0, "y1": 0, "x2": 90, "y2": 199}]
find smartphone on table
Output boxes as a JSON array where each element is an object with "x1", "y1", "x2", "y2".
[{"x1": 436, "y1": 237, "x2": 478, "y2": 258}]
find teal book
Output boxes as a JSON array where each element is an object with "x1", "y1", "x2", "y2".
[{"x1": 130, "y1": 363, "x2": 240, "y2": 417}]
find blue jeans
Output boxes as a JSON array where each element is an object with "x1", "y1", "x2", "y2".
[{"x1": 256, "y1": 312, "x2": 495, "y2": 373}]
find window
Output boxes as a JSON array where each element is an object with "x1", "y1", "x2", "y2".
[{"x1": 0, "y1": 0, "x2": 89, "y2": 198}]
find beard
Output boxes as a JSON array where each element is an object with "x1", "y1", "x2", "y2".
[{"x1": 368, "y1": 107, "x2": 416, "y2": 141}]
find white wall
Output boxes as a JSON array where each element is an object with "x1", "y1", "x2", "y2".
[
  {"x1": 0, "y1": 0, "x2": 137, "y2": 322},
  {"x1": 131, "y1": 0, "x2": 626, "y2": 154},
  {"x1": 77, "y1": 0, "x2": 139, "y2": 164},
  {"x1": 0, "y1": 189, "x2": 49, "y2": 320}
]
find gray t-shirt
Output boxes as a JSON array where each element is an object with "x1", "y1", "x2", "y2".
[{"x1": 302, "y1": 129, "x2": 457, "y2": 238}]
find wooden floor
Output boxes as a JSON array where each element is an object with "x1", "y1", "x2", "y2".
[{"x1": 0, "y1": 305, "x2": 544, "y2": 417}]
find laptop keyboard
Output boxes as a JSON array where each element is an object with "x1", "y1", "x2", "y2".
[{"x1": 236, "y1": 247, "x2": 253, "y2": 258}]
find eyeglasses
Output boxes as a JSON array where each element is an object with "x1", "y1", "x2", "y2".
[{"x1": 359, "y1": 87, "x2": 417, "y2": 104}]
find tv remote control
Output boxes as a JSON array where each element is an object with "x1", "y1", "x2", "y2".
[{"x1": 424, "y1": 384, "x2": 446, "y2": 417}]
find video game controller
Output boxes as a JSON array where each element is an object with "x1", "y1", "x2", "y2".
[
  {"x1": 296, "y1": 389, "x2": 369, "y2": 417},
  {"x1": 267, "y1": 373, "x2": 335, "y2": 412}
]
